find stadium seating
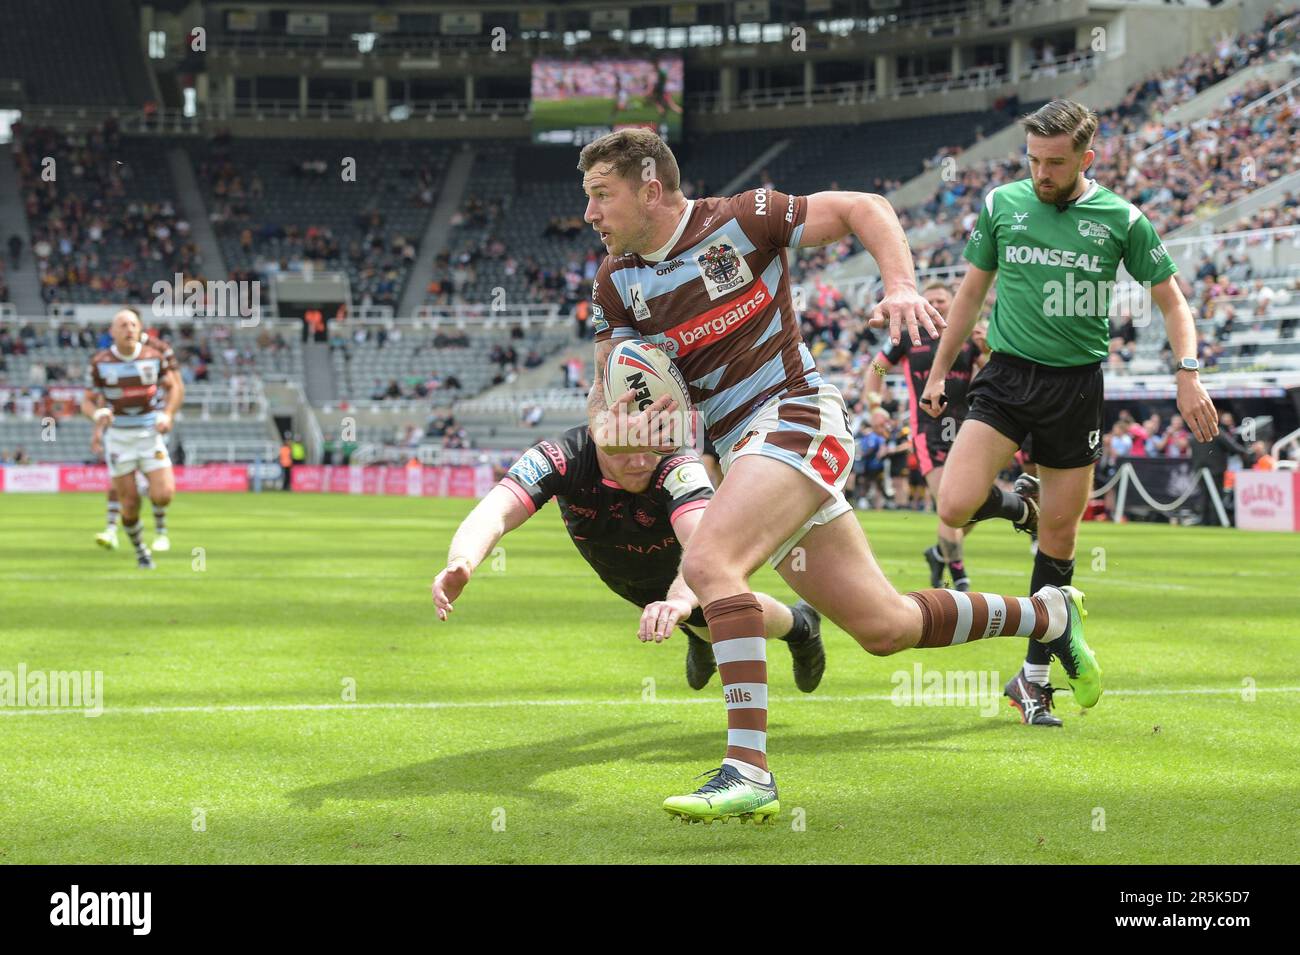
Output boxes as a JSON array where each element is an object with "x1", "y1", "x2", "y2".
[
  {"x1": 191, "y1": 137, "x2": 454, "y2": 308},
  {"x1": 330, "y1": 325, "x2": 575, "y2": 405},
  {"x1": 15, "y1": 126, "x2": 199, "y2": 305},
  {"x1": 0, "y1": 1, "x2": 134, "y2": 105}
]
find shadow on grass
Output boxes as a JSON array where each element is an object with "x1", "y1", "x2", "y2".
[{"x1": 289, "y1": 718, "x2": 1004, "y2": 810}]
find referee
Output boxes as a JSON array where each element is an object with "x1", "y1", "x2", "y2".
[{"x1": 921, "y1": 99, "x2": 1219, "y2": 726}]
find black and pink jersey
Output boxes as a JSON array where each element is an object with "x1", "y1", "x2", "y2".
[
  {"x1": 498, "y1": 426, "x2": 713, "y2": 606},
  {"x1": 877, "y1": 330, "x2": 983, "y2": 426}
]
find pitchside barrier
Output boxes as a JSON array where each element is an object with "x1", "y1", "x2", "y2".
[
  {"x1": 0, "y1": 464, "x2": 495, "y2": 498},
  {"x1": 1091, "y1": 456, "x2": 1298, "y2": 531}
]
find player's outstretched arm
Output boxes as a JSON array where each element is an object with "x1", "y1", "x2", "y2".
[
  {"x1": 1150, "y1": 276, "x2": 1218, "y2": 443},
  {"x1": 800, "y1": 191, "x2": 944, "y2": 346},
  {"x1": 921, "y1": 265, "x2": 995, "y2": 418},
  {"x1": 639, "y1": 506, "x2": 705, "y2": 643},
  {"x1": 432, "y1": 485, "x2": 532, "y2": 620}
]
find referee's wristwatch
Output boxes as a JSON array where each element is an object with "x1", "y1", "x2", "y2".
[{"x1": 1174, "y1": 357, "x2": 1200, "y2": 375}]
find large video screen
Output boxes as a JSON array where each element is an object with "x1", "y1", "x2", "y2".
[{"x1": 532, "y1": 57, "x2": 684, "y2": 146}]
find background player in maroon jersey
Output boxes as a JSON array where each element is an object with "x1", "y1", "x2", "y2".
[
  {"x1": 578, "y1": 129, "x2": 1101, "y2": 821},
  {"x1": 865, "y1": 280, "x2": 988, "y2": 590},
  {"x1": 430, "y1": 425, "x2": 825, "y2": 692},
  {"x1": 81, "y1": 309, "x2": 184, "y2": 569}
]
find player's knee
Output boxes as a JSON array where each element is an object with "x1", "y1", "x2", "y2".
[
  {"x1": 937, "y1": 498, "x2": 973, "y2": 529},
  {"x1": 847, "y1": 608, "x2": 911, "y2": 657},
  {"x1": 151, "y1": 490, "x2": 173, "y2": 507},
  {"x1": 681, "y1": 547, "x2": 741, "y2": 602}
]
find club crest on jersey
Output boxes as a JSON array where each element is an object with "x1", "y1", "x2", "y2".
[
  {"x1": 695, "y1": 233, "x2": 753, "y2": 300},
  {"x1": 634, "y1": 508, "x2": 655, "y2": 528}
]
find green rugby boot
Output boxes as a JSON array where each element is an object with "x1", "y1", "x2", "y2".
[
  {"x1": 663, "y1": 764, "x2": 779, "y2": 824},
  {"x1": 1041, "y1": 585, "x2": 1101, "y2": 708}
]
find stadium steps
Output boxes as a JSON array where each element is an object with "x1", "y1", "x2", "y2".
[
  {"x1": 721, "y1": 137, "x2": 793, "y2": 195},
  {"x1": 166, "y1": 147, "x2": 228, "y2": 282},
  {"x1": 105, "y1": 0, "x2": 158, "y2": 106},
  {"x1": 302, "y1": 342, "x2": 338, "y2": 404},
  {"x1": 0, "y1": 158, "x2": 43, "y2": 313},
  {"x1": 398, "y1": 144, "x2": 476, "y2": 317}
]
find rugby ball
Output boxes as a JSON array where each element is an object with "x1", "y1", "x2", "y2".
[{"x1": 604, "y1": 339, "x2": 693, "y2": 416}]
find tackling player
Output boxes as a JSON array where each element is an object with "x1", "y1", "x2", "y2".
[
  {"x1": 82, "y1": 309, "x2": 184, "y2": 569},
  {"x1": 580, "y1": 128, "x2": 1101, "y2": 823},
  {"x1": 431, "y1": 424, "x2": 826, "y2": 692},
  {"x1": 865, "y1": 280, "x2": 990, "y2": 590},
  {"x1": 921, "y1": 100, "x2": 1218, "y2": 726}
]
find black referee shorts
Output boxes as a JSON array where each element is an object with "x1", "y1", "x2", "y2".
[{"x1": 966, "y1": 352, "x2": 1104, "y2": 470}]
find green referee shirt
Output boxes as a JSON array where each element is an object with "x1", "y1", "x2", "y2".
[{"x1": 963, "y1": 177, "x2": 1177, "y2": 367}]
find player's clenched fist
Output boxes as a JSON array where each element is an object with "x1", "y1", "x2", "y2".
[
  {"x1": 432, "y1": 557, "x2": 474, "y2": 621},
  {"x1": 638, "y1": 597, "x2": 692, "y2": 643},
  {"x1": 919, "y1": 377, "x2": 947, "y2": 419}
]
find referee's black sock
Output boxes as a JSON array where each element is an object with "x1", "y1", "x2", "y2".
[
  {"x1": 781, "y1": 604, "x2": 811, "y2": 643},
  {"x1": 1025, "y1": 550, "x2": 1075, "y2": 678},
  {"x1": 970, "y1": 485, "x2": 1026, "y2": 524}
]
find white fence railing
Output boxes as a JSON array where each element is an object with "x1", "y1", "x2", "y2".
[{"x1": 181, "y1": 440, "x2": 276, "y2": 465}]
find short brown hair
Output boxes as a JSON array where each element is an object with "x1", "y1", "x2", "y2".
[
  {"x1": 922, "y1": 279, "x2": 951, "y2": 294},
  {"x1": 1020, "y1": 99, "x2": 1098, "y2": 153},
  {"x1": 577, "y1": 128, "x2": 681, "y2": 194}
]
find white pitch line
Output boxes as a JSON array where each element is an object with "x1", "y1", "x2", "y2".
[{"x1": 0, "y1": 686, "x2": 1296, "y2": 718}]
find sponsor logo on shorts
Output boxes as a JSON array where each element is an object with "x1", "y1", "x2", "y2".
[
  {"x1": 1088, "y1": 429, "x2": 1100, "y2": 450},
  {"x1": 811, "y1": 436, "x2": 849, "y2": 486},
  {"x1": 154, "y1": 450, "x2": 166, "y2": 460},
  {"x1": 731, "y1": 430, "x2": 760, "y2": 453},
  {"x1": 663, "y1": 282, "x2": 768, "y2": 357}
]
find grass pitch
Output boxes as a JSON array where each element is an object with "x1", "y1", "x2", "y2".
[{"x1": 1, "y1": 493, "x2": 1296, "y2": 863}]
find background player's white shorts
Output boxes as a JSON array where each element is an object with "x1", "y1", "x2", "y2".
[
  {"x1": 105, "y1": 427, "x2": 171, "y2": 479},
  {"x1": 719, "y1": 383, "x2": 856, "y2": 567}
]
